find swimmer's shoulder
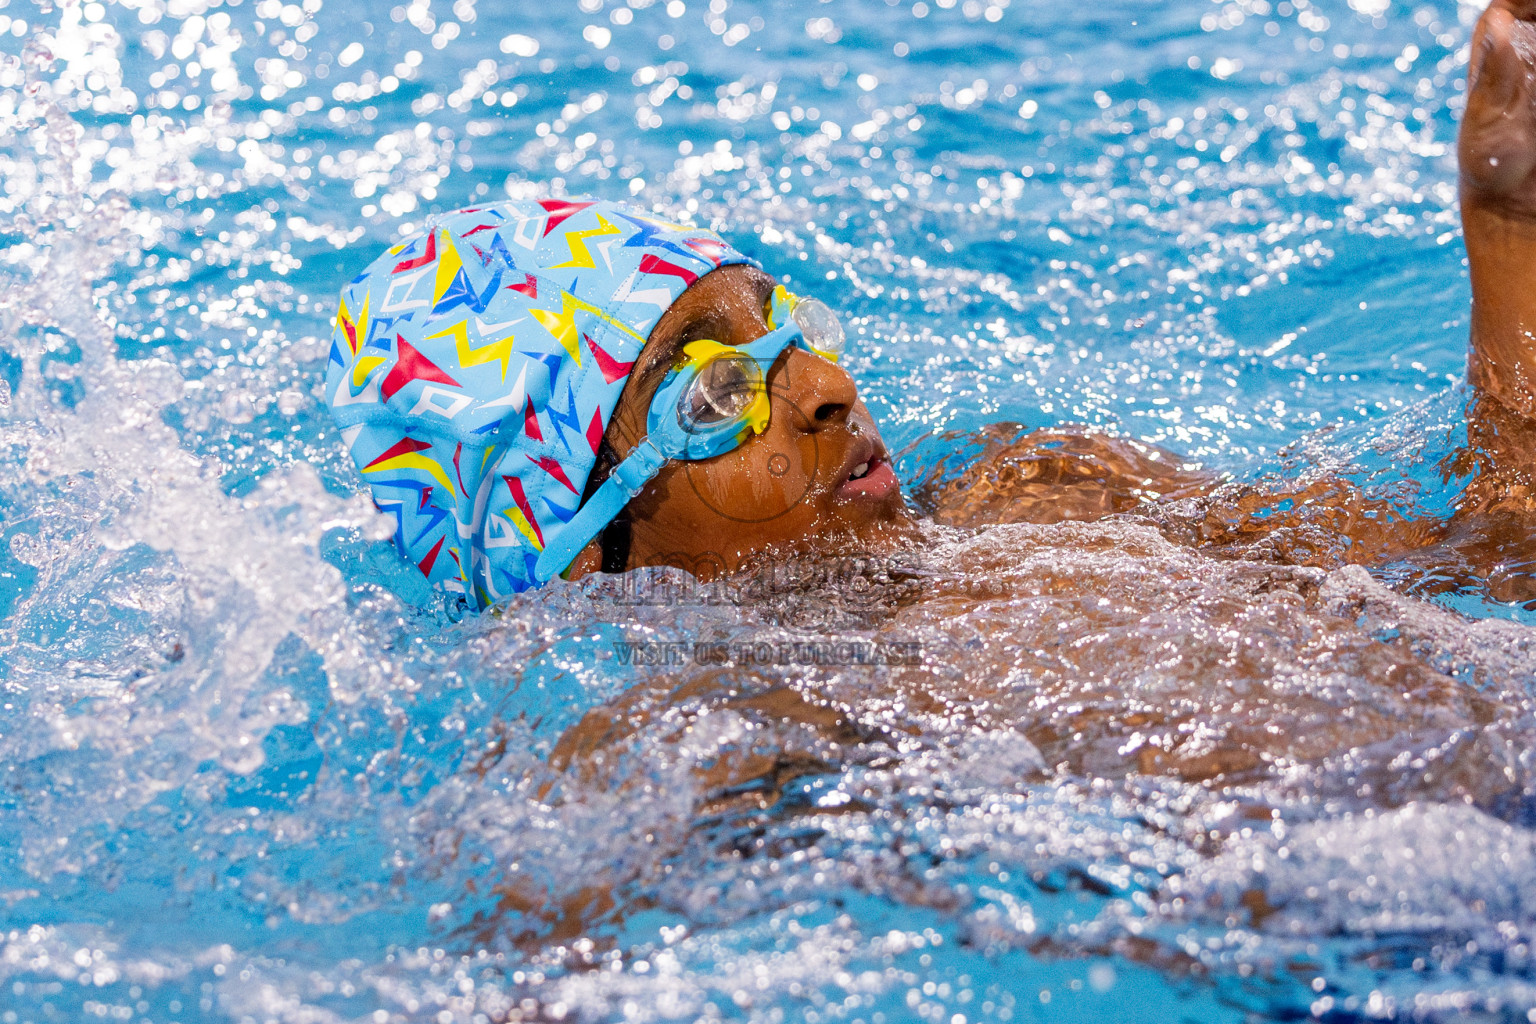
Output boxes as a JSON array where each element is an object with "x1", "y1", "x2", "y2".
[{"x1": 910, "y1": 422, "x2": 1215, "y2": 528}]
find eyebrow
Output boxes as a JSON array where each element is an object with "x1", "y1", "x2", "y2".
[
  {"x1": 626, "y1": 319, "x2": 707, "y2": 404},
  {"x1": 628, "y1": 268, "x2": 776, "y2": 400}
]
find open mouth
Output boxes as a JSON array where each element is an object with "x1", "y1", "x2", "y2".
[{"x1": 836, "y1": 439, "x2": 899, "y2": 500}]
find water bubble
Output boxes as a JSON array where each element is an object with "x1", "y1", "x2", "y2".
[
  {"x1": 20, "y1": 39, "x2": 54, "y2": 69},
  {"x1": 0, "y1": 0, "x2": 1530, "y2": 1019}
]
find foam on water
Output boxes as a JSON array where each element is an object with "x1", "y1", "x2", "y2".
[{"x1": 3, "y1": 0, "x2": 1536, "y2": 1021}]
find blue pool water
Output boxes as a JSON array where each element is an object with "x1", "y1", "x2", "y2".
[{"x1": 4, "y1": 0, "x2": 1536, "y2": 1020}]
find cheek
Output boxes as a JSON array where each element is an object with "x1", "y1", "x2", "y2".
[{"x1": 678, "y1": 432, "x2": 817, "y2": 525}]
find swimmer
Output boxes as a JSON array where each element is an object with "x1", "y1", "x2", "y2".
[
  {"x1": 328, "y1": 201, "x2": 911, "y2": 608},
  {"x1": 329, "y1": 1, "x2": 1536, "y2": 946},
  {"x1": 330, "y1": 2, "x2": 1536, "y2": 790},
  {"x1": 329, "y1": 2, "x2": 1536, "y2": 610}
]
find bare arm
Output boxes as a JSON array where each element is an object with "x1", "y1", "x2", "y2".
[
  {"x1": 1461, "y1": 0, "x2": 1536, "y2": 420},
  {"x1": 926, "y1": 4, "x2": 1536, "y2": 562}
]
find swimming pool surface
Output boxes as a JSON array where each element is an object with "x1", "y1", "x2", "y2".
[{"x1": 4, "y1": 0, "x2": 1536, "y2": 1020}]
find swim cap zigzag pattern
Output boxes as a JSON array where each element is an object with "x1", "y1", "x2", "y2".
[{"x1": 326, "y1": 198, "x2": 753, "y2": 607}]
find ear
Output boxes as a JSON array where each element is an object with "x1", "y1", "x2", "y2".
[{"x1": 559, "y1": 538, "x2": 604, "y2": 582}]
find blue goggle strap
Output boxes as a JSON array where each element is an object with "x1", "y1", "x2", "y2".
[
  {"x1": 534, "y1": 437, "x2": 667, "y2": 583},
  {"x1": 536, "y1": 315, "x2": 815, "y2": 582}
]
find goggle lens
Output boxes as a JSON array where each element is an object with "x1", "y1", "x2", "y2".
[
  {"x1": 789, "y1": 296, "x2": 846, "y2": 362},
  {"x1": 679, "y1": 353, "x2": 762, "y2": 430}
]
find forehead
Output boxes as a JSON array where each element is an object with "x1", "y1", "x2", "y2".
[
  {"x1": 673, "y1": 264, "x2": 776, "y2": 325},
  {"x1": 650, "y1": 265, "x2": 775, "y2": 350},
  {"x1": 620, "y1": 264, "x2": 777, "y2": 406}
]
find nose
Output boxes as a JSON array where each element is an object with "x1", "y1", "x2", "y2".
[{"x1": 772, "y1": 347, "x2": 858, "y2": 431}]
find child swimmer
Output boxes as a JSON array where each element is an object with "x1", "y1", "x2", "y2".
[
  {"x1": 328, "y1": 0, "x2": 1536, "y2": 609},
  {"x1": 328, "y1": 201, "x2": 909, "y2": 606},
  {"x1": 324, "y1": 2, "x2": 1536, "y2": 946}
]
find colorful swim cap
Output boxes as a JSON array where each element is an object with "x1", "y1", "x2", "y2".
[{"x1": 326, "y1": 198, "x2": 754, "y2": 608}]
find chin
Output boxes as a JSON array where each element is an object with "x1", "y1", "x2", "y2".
[{"x1": 816, "y1": 491, "x2": 912, "y2": 539}]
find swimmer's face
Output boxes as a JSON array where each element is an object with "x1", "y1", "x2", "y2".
[{"x1": 594, "y1": 264, "x2": 910, "y2": 576}]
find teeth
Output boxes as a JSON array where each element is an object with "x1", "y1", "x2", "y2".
[{"x1": 851, "y1": 462, "x2": 869, "y2": 479}]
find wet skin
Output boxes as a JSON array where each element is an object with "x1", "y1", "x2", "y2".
[
  {"x1": 469, "y1": 4, "x2": 1536, "y2": 952},
  {"x1": 564, "y1": 263, "x2": 913, "y2": 580},
  {"x1": 547, "y1": 0, "x2": 1536, "y2": 787},
  {"x1": 893, "y1": 0, "x2": 1536, "y2": 580},
  {"x1": 568, "y1": 0, "x2": 1536, "y2": 581},
  {"x1": 1462, "y1": 0, "x2": 1536, "y2": 422}
]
